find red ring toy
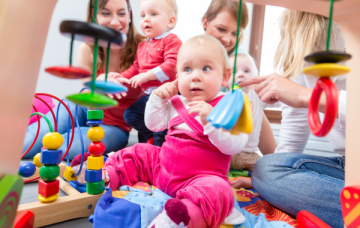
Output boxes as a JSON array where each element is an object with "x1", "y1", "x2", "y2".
[{"x1": 308, "y1": 77, "x2": 338, "y2": 137}]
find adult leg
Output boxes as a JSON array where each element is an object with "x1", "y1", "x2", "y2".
[
  {"x1": 60, "y1": 124, "x2": 129, "y2": 160},
  {"x1": 123, "y1": 95, "x2": 153, "y2": 143},
  {"x1": 176, "y1": 175, "x2": 234, "y2": 228},
  {"x1": 22, "y1": 101, "x2": 88, "y2": 159},
  {"x1": 252, "y1": 153, "x2": 345, "y2": 228}
]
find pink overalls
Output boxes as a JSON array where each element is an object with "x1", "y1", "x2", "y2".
[{"x1": 104, "y1": 95, "x2": 234, "y2": 228}]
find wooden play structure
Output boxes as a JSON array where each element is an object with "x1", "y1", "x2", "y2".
[{"x1": 1, "y1": 0, "x2": 360, "y2": 227}]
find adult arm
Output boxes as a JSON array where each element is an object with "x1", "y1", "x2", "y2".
[{"x1": 257, "y1": 112, "x2": 277, "y2": 155}]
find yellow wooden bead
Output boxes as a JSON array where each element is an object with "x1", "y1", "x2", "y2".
[
  {"x1": 33, "y1": 153, "x2": 43, "y2": 168},
  {"x1": 63, "y1": 166, "x2": 77, "y2": 181},
  {"x1": 87, "y1": 126, "x2": 105, "y2": 142},
  {"x1": 87, "y1": 156, "x2": 104, "y2": 170},
  {"x1": 42, "y1": 132, "x2": 63, "y2": 150},
  {"x1": 38, "y1": 193, "x2": 59, "y2": 203},
  {"x1": 303, "y1": 63, "x2": 350, "y2": 77},
  {"x1": 229, "y1": 92, "x2": 253, "y2": 135}
]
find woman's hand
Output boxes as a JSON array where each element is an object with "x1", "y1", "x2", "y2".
[
  {"x1": 188, "y1": 101, "x2": 213, "y2": 126},
  {"x1": 239, "y1": 73, "x2": 312, "y2": 109},
  {"x1": 153, "y1": 79, "x2": 178, "y2": 100},
  {"x1": 97, "y1": 72, "x2": 130, "y2": 99}
]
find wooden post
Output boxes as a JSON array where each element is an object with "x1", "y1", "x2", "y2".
[{"x1": 249, "y1": 4, "x2": 266, "y2": 70}]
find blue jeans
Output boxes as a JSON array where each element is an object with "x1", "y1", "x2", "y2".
[
  {"x1": 123, "y1": 95, "x2": 167, "y2": 147},
  {"x1": 22, "y1": 101, "x2": 129, "y2": 160},
  {"x1": 252, "y1": 153, "x2": 345, "y2": 228}
]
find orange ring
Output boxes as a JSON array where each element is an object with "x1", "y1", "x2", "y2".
[{"x1": 308, "y1": 77, "x2": 338, "y2": 137}]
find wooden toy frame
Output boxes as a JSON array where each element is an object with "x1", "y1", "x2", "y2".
[{"x1": 1, "y1": 0, "x2": 359, "y2": 226}]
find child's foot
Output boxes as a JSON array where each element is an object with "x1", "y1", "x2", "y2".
[{"x1": 148, "y1": 199, "x2": 190, "y2": 228}]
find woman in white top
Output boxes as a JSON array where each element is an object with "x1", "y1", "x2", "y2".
[{"x1": 238, "y1": 10, "x2": 346, "y2": 228}]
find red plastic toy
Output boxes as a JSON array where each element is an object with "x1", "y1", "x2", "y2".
[
  {"x1": 341, "y1": 185, "x2": 360, "y2": 228},
  {"x1": 297, "y1": 210, "x2": 331, "y2": 228},
  {"x1": 308, "y1": 77, "x2": 338, "y2": 137},
  {"x1": 13, "y1": 210, "x2": 35, "y2": 228}
]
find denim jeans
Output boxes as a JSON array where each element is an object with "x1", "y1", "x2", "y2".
[
  {"x1": 252, "y1": 153, "x2": 345, "y2": 228},
  {"x1": 22, "y1": 101, "x2": 129, "y2": 160},
  {"x1": 123, "y1": 95, "x2": 167, "y2": 147}
]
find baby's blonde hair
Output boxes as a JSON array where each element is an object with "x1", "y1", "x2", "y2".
[
  {"x1": 230, "y1": 53, "x2": 258, "y2": 77},
  {"x1": 177, "y1": 34, "x2": 230, "y2": 72},
  {"x1": 274, "y1": 10, "x2": 327, "y2": 79},
  {"x1": 140, "y1": 0, "x2": 178, "y2": 28}
]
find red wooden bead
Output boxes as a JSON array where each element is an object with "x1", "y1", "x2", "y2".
[
  {"x1": 297, "y1": 211, "x2": 331, "y2": 228},
  {"x1": 38, "y1": 179, "x2": 59, "y2": 198},
  {"x1": 88, "y1": 141, "x2": 105, "y2": 157}
]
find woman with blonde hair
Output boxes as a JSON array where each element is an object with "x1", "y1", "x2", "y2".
[
  {"x1": 23, "y1": 0, "x2": 144, "y2": 159},
  {"x1": 238, "y1": 10, "x2": 347, "y2": 227}
]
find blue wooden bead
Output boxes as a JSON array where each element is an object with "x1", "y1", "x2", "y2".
[
  {"x1": 19, "y1": 162, "x2": 36, "y2": 178},
  {"x1": 85, "y1": 169, "x2": 102, "y2": 183},
  {"x1": 40, "y1": 149, "x2": 62, "y2": 165},
  {"x1": 86, "y1": 120, "x2": 103, "y2": 126}
]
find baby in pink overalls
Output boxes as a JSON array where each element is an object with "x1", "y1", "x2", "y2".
[{"x1": 103, "y1": 34, "x2": 249, "y2": 228}]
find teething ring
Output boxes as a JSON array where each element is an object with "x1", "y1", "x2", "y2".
[{"x1": 308, "y1": 77, "x2": 338, "y2": 137}]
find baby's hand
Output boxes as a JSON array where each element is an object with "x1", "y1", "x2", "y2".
[
  {"x1": 129, "y1": 72, "x2": 150, "y2": 88},
  {"x1": 188, "y1": 101, "x2": 213, "y2": 126},
  {"x1": 153, "y1": 79, "x2": 178, "y2": 100}
]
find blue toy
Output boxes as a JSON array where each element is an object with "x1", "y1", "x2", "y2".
[{"x1": 19, "y1": 162, "x2": 36, "y2": 178}]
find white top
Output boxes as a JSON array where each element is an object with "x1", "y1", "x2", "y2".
[
  {"x1": 144, "y1": 92, "x2": 249, "y2": 155},
  {"x1": 243, "y1": 89, "x2": 280, "y2": 152},
  {"x1": 275, "y1": 22, "x2": 347, "y2": 156},
  {"x1": 275, "y1": 73, "x2": 347, "y2": 155}
]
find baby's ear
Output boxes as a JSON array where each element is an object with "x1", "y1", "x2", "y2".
[
  {"x1": 221, "y1": 68, "x2": 231, "y2": 87},
  {"x1": 168, "y1": 16, "x2": 176, "y2": 29}
]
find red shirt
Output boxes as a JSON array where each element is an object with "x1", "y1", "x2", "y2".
[
  {"x1": 98, "y1": 70, "x2": 144, "y2": 132},
  {"x1": 121, "y1": 33, "x2": 182, "y2": 91}
]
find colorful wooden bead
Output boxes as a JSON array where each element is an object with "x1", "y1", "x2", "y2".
[
  {"x1": 85, "y1": 169, "x2": 102, "y2": 183},
  {"x1": 39, "y1": 165, "x2": 60, "y2": 181},
  {"x1": 88, "y1": 141, "x2": 105, "y2": 157},
  {"x1": 38, "y1": 193, "x2": 59, "y2": 203},
  {"x1": 87, "y1": 110, "x2": 104, "y2": 120},
  {"x1": 303, "y1": 63, "x2": 351, "y2": 77},
  {"x1": 64, "y1": 166, "x2": 78, "y2": 181},
  {"x1": 87, "y1": 180, "x2": 105, "y2": 195},
  {"x1": 87, "y1": 156, "x2": 104, "y2": 170},
  {"x1": 42, "y1": 132, "x2": 63, "y2": 150},
  {"x1": 40, "y1": 149, "x2": 62, "y2": 165},
  {"x1": 38, "y1": 179, "x2": 59, "y2": 198},
  {"x1": 33, "y1": 153, "x2": 43, "y2": 168},
  {"x1": 87, "y1": 126, "x2": 105, "y2": 142},
  {"x1": 19, "y1": 162, "x2": 36, "y2": 178}
]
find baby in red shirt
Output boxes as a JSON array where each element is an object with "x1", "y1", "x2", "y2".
[{"x1": 115, "y1": 0, "x2": 182, "y2": 146}]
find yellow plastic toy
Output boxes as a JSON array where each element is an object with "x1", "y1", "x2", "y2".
[
  {"x1": 303, "y1": 63, "x2": 350, "y2": 77},
  {"x1": 228, "y1": 93, "x2": 253, "y2": 135}
]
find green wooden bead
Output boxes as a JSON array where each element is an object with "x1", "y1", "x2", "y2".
[
  {"x1": 39, "y1": 165, "x2": 60, "y2": 181},
  {"x1": 87, "y1": 110, "x2": 104, "y2": 120},
  {"x1": 87, "y1": 180, "x2": 105, "y2": 195}
]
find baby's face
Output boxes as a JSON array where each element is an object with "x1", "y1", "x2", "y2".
[
  {"x1": 177, "y1": 45, "x2": 229, "y2": 102},
  {"x1": 227, "y1": 56, "x2": 254, "y2": 90},
  {"x1": 140, "y1": 0, "x2": 174, "y2": 38}
]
